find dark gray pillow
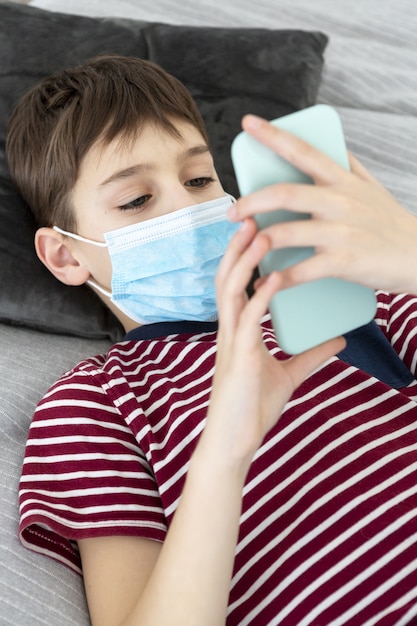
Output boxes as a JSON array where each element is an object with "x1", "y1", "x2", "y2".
[{"x1": 0, "y1": 0, "x2": 328, "y2": 339}]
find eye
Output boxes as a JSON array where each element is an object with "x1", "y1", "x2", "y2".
[
  {"x1": 185, "y1": 176, "x2": 215, "y2": 188},
  {"x1": 118, "y1": 195, "x2": 151, "y2": 211}
]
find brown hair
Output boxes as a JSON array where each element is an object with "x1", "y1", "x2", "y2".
[{"x1": 6, "y1": 55, "x2": 208, "y2": 232}]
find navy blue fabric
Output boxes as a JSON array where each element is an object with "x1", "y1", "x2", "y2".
[
  {"x1": 338, "y1": 320, "x2": 414, "y2": 388},
  {"x1": 125, "y1": 321, "x2": 218, "y2": 341},
  {"x1": 126, "y1": 319, "x2": 414, "y2": 389}
]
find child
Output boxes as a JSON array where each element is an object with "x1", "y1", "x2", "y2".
[{"x1": 8, "y1": 54, "x2": 417, "y2": 625}]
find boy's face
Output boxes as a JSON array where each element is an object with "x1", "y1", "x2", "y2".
[{"x1": 67, "y1": 120, "x2": 225, "y2": 330}]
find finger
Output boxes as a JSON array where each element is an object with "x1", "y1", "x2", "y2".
[
  {"x1": 234, "y1": 271, "x2": 283, "y2": 346},
  {"x1": 253, "y1": 275, "x2": 269, "y2": 291},
  {"x1": 231, "y1": 181, "x2": 348, "y2": 223},
  {"x1": 241, "y1": 114, "x2": 348, "y2": 186},
  {"x1": 279, "y1": 250, "x2": 361, "y2": 290},
  {"x1": 347, "y1": 152, "x2": 384, "y2": 187},
  {"x1": 216, "y1": 218, "x2": 257, "y2": 288},
  {"x1": 282, "y1": 250, "x2": 343, "y2": 287},
  {"x1": 216, "y1": 229, "x2": 272, "y2": 333},
  {"x1": 261, "y1": 215, "x2": 347, "y2": 252},
  {"x1": 285, "y1": 335, "x2": 346, "y2": 387},
  {"x1": 219, "y1": 233, "x2": 271, "y2": 304}
]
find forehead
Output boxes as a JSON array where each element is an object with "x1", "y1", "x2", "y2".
[{"x1": 82, "y1": 120, "x2": 209, "y2": 176}]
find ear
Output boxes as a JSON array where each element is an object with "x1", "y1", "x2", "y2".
[{"x1": 35, "y1": 227, "x2": 90, "y2": 286}]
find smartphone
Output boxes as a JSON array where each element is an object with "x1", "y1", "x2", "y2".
[{"x1": 231, "y1": 104, "x2": 377, "y2": 354}]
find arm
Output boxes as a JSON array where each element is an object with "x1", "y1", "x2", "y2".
[
  {"x1": 79, "y1": 219, "x2": 344, "y2": 626},
  {"x1": 229, "y1": 114, "x2": 417, "y2": 295}
]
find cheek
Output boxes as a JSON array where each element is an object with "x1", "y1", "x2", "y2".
[{"x1": 87, "y1": 249, "x2": 113, "y2": 287}]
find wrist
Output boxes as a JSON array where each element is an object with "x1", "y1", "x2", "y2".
[{"x1": 192, "y1": 424, "x2": 255, "y2": 486}]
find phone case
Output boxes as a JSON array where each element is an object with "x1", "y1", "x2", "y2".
[{"x1": 231, "y1": 104, "x2": 377, "y2": 354}]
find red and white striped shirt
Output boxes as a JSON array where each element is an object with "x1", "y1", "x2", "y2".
[{"x1": 19, "y1": 292, "x2": 417, "y2": 624}]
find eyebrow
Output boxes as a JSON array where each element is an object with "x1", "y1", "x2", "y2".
[{"x1": 99, "y1": 144, "x2": 210, "y2": 187}]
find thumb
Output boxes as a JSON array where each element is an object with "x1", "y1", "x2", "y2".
[{"x1": 285, "y1": 336, "x2": 346, "y2": 388}]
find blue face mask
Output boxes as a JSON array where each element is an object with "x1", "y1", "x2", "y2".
[{"x1": 54, "y1": 194, "x2": 238, "y2": 325}]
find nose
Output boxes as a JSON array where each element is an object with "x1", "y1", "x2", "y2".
[{"x1": 162, "y1": 185, "x2": 200, "y2": 215}]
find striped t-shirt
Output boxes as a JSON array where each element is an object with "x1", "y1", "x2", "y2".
[{"x1": 19, "y1": 292, "x2": 417, "y2": 624}]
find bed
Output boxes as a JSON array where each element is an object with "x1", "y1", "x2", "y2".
[{"x1": 1, "y1": 0, "x2": 416, "y2": 623}]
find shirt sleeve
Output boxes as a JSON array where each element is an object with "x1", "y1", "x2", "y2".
[
  {"x1": 375, "y1": 290, "x2": 417, "y2": 377},
  {"x1": 18, "y1": 360, "x2": 167, "y2": 574}
]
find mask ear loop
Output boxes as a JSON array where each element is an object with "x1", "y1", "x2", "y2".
[
  {"x1": 86, "y1": 278, "x2": 112, "y2": 298},
  {"x1": 53, "y1": 225, "x2": 108, "y2": 248},
  {"x1": 53, "y1": 226, "x2": 112, "y2": 297}
]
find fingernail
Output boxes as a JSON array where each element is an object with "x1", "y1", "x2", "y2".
[{"x1": 243, "y1": 114, "x2": 263, "y2": 129}]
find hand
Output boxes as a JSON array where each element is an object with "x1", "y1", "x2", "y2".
[
  {"x1": 203, "y1": 218, "x2": 345, "y2": 470},
  {"x1": 228, "y1": 114, "x2": 417, "y2": 295}
]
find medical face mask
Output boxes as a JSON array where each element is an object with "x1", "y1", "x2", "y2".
[{"x1": 54, "y1": 194, "x2": 239, "y2": 325}]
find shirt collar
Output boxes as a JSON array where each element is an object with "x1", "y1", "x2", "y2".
[
  {"x1": 125, "y1": 319, "x2": 413, "y2": 389},
  {"x1": 124, "y1": 320, "x2": 218, "y2": 341}
]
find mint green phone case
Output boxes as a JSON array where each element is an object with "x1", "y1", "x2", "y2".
[{"x1": 231, "y1": 104, "x2": 377, "y2": 354}]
